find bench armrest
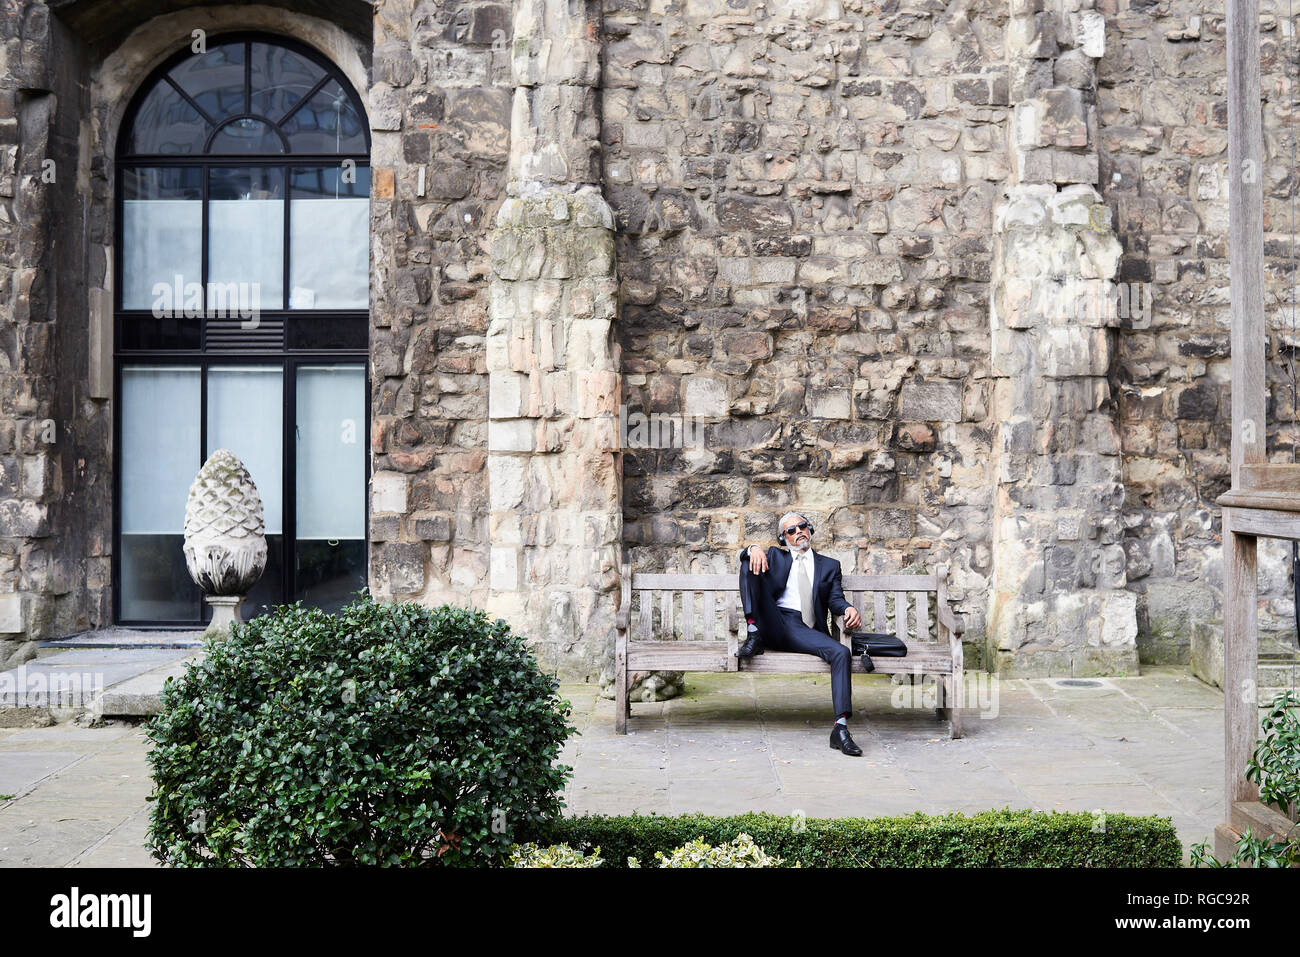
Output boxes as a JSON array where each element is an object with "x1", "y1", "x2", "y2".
[
  {"x1": 938, "y1": 604, "x2": 964, "y2": 636},
  {"x1": 615, "y1": 564, "x2": 631, "y2": 632}
]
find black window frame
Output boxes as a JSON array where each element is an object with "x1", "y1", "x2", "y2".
[{"x1": 112, "y1": 32, "x2": 371, "y2": 628}]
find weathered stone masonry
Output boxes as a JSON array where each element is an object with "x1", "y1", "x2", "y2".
[{"x1": 4, "y1": 0, "x2": 1300, "y2": 687}]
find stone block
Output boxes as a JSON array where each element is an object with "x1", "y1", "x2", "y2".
[
  {"x1": 489, "y1": 419, "x2": 535, "y2": 452},
  {"x1": 414, "y1": 514, "x2": 453, "y2": 542},
  {"x1": 372, "y1": 472, "x2": 408, "y2": 513},
  {"x1": 375, "y1": 542, "x2": 426, "y2": 595},
  {"x1": 899, "y1": 380, "x2": 962, "y2": 422},
  {"x1": 488, "y1": 457, "x2": 526, "y2": 510},
  {"x1": 869, "y1": 508, "x2": 913, "y2": 540},
  {"x1": 489, "y1": 546, "x2": 519, "y2": 591},
  {"x1": 795, "y1": 477, "x2": 844, "y2": 509},
  {"x1": 808, "y1": 388, "x2": 851, "y2": 419},
  {"x1": 683, "y1": 376, "x2": 728, "y2": 417},
  {"x1": 0, "y1": 592, "x2": 24, "y2": 634}
]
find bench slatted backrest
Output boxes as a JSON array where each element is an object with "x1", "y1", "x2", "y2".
[
  {"x1": 629, "y1": 571, "x2": 939, "y2": 644},
  {"x1": 843, "y1": 573, "x2": 938, "y2": 644},
  {"x1": 632, "y1": 573, "x2": 737, "y2": 642}
]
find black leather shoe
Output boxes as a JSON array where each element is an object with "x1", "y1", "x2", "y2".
[
  {"x1": 829, "y1": 725, "x2": 863, "y2": 756},
  {"x1": 736, "y1": 634, "x2": 764, "y2": 658}
]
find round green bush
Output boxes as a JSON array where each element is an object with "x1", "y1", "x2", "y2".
[{"x1": 145, "y1": 594, "x2": 574, "y2": 866}]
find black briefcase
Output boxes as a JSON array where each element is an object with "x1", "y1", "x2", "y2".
[
  {"x1": 849, "y1": 631, "x2": 908, "y2": 657},
  {"x1": 849, "y1": 631, "x2": 906, "y2": 674}
]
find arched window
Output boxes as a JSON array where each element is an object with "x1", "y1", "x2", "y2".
[{"x1": 115, "y1": 34, "x2": 370, "y2": 625}]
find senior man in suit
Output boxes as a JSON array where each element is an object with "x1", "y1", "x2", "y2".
[{"x1": 735, "y1": 511, "x2": 866, "y2": 756}]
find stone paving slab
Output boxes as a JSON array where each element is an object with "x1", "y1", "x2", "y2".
[
  {"x1": 0, "y1": 665, "x2": 1228, "y2": 867},
  {"x1": 0, "y1": 752, "x2": 86, "y2": 797}
]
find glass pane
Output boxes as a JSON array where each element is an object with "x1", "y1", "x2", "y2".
[
  {"x1": 295, "y1": 365, "x2": 366, "y2": 610},
  {"x1": 206, "y1": 366, "x2": 286, "y2": 619},
  {"x1": 129, "y1": 80, "x2": 209, "y2": 155},
  {"x1": 208, "y1": 167, "x2": 284, "y2": 312},
  {"x1": 121, "y1": 168, "x2": 202, "y2": 311},
  {"x1": 208, "y1": 117, "x2": 285, "y2": 154},
  {"x1": 281, "y1": 79, "x2": 367, "y2": 153},
  {"x1": 250, "y1": 42, "x2": 326, "y2": 122},
  {"x1": 289, "y1": 166, "x2": 370, "y2": 309},
  {"x1": 120, "y1": 366, "x2": 201, "y2": 621},
  {"x1": 241, "y1": 535, "x2": 284, "y2": 622},
  {"x1": 207, "y1": 366, "x2": 284, "y2": 534},
  {"x1": 169, "y1": 41, "x2": 245, "y2": 122}
]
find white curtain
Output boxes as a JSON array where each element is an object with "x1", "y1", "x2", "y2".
[
  {"x1": 289, "y1": 197, "x2": 369, "y2": 309},
  {"x1": 209, "y1": 199, "x2": 285, "y2": 308},
  {"x1": 121, "y1": 200, "x2": 202, "y2": 311},
  {"x1": 121, "y1": 366, "x2": 200, "y2": 534},
  {"x1": 295, "y1": 365, "x2": 365, "y2": 540},
  {"x1": 207, "y1": 366, "x2": 284, "y2": 534}
]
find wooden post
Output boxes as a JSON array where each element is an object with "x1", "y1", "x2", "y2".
[
  {"x1": 1226, "y1": 0, "x2": 1266, "y2": 486},
  {"x1": 1222, "y1": 510, "x2": 1261, "y2": 806}
]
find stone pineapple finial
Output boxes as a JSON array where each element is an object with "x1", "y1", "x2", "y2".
[{"x1": 183, "y1": 449, "x2": 267, "y2": 638}]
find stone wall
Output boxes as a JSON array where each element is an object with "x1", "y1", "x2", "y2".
[
  {"x1": 367, "y1": 0, "x2": 511, "y2": 623},
  {"x1": 605, "y1": 0, "x2": 1012, "y2": 658},
  {"x1": 1100, "y1": 1, "x2": 1300, "y2": 681},
  {"x1": 0, "y1": 2, "x2": 110, "y2": 667},
  {"x1": 484, "y1": 0, "x2": 622, "y2": 679},
  {"x1": 4, "y1": 0, "x2": 1300, "y2": 686},
  {"x1": 0, "y1": 0, "x2": 374, "y2": 670}
]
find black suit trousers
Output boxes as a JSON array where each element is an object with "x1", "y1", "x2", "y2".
[{"x1": 739, "y1": 563, "x2": 852, "y2": 718}]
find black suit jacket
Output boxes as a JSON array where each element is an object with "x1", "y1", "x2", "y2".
[{"x1": 737, "y1": 545, "x2": 852, "y2": 638}]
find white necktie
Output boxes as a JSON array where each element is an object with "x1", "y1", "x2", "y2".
[{"x1": 798, "y1": 554, "x2": 815, "y2": 628}]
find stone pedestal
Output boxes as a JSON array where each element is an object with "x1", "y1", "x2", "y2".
[{"x1": 203, "y1": 595, "x2": 245, "y2": 642}]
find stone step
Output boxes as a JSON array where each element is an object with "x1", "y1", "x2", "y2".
[
  {"x1": 41, "y1": 627, "x2": 203, "y2": 650},
  {"x1": 93, "y1": 653, "x2": 202, "y2": 718},
  {"x1": 0, "y1": 647, "x2": 197, "y2": 713}
]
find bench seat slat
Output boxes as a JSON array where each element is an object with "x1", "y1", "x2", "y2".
[
  {"x1": 627, "y1": 642, "x2": 952, "y2": 674},
  {"x1": 742, "y1": 650, "x2": 952, "y2": 675},
  {"x1": 628, "y1": 641, "x2": 731, "y2": 671}
]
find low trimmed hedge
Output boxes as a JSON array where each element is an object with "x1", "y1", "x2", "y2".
[{"x1": 523, "y1": 809, "x2": 1181, "y2": 867}]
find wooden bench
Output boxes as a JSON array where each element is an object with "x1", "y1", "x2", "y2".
[{"x1": 613, "y1": 563, "x2": 967, "y2": 737}]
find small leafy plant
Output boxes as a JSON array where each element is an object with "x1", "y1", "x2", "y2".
[
  {"x1": 145, "y1": 594, "x2": 574, "y2": 866},
  {"x1": 510, "y1": 843, "x2": 605, "y2": 867},
  {"x1": 1191, "y1": 691, "x2": 1299, "y2": 867},
  {"x1": 630, "y1": 833, "x2": 786, "y2": 868}
]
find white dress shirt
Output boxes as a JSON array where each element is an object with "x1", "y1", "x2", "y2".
[{"x1": 777, "y1": 548, "x2": 816, "y2": 614}]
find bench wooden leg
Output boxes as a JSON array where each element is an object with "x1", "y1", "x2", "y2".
[
  {"x1": 934, "y1": 672, "x2": 947, "y2": 723},
  {"x1": 944, "y1": 674, "x2": 964, "y2": 739},
  {"x1": 615, "y1": 632, "x2": 628, "y2": 735}
]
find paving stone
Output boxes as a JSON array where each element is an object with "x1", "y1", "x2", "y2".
[
  {"x1": 0, "y1": 670, "x2": 1230, "y2": 864},
  {"x1": 0, "y1": 751, "x2": 84, "y2": 796}
]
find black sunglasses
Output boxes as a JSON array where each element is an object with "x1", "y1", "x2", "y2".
[{"x1": 783, "y1": 521, "x2": 811, "y2": 537}]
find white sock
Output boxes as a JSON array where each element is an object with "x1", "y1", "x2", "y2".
[{"x1": 835, "y1": 715, "x2": 847, "y2": 727}]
